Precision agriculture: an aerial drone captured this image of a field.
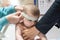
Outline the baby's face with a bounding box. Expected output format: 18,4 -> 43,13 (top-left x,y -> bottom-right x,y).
23,18 -> 36,28
20,12 -> 37,28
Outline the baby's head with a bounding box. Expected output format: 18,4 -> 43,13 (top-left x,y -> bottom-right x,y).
20,4 -> 40,28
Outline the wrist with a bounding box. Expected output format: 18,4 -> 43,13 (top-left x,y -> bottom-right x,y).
0,17 -> 9,26
6,15 -> 11,23
38,33 -> 47,40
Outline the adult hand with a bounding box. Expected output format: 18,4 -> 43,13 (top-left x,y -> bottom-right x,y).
6,11 -> 21,24
22,26 -> 40,40
15,6 -> 23,11
37,33 -> 47,40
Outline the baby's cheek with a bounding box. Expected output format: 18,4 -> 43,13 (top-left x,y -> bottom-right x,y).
24,20 -> 34,27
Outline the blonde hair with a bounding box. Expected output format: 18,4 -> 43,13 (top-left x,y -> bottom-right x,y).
23,4 -> 40,18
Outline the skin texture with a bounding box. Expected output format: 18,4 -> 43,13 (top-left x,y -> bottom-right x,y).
16,5 -> 47,40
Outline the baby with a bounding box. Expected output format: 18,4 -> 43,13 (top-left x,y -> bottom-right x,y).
16,4 -> 47,40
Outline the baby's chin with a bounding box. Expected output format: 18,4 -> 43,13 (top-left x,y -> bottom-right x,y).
24,24 -> 33,28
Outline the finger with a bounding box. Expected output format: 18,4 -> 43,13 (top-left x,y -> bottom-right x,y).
21,29 -> 29,37
22,33 -> 26,37
19,6 -> 23,11
16,6 -> 23,11
30,38 -> 34,40
21,33 -> 29,40
16,11 -> 21,13
19,15 -> 24,22
23,36 -> 29,40
22,30 -> 26,36
23,27 -> 27,30
15,11 -> 21,16
15,6 -> 23,12
22,29 -> 28,34
27,39 -> 32,40
35,38 -> 41,40
26,38 -> 34,40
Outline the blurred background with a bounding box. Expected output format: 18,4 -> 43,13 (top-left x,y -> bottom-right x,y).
0,0 -> 60,40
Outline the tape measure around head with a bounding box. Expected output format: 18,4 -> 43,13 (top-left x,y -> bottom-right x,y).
21,12 -> 38,21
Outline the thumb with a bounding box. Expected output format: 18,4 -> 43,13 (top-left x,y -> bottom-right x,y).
15,11 -> 21,16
